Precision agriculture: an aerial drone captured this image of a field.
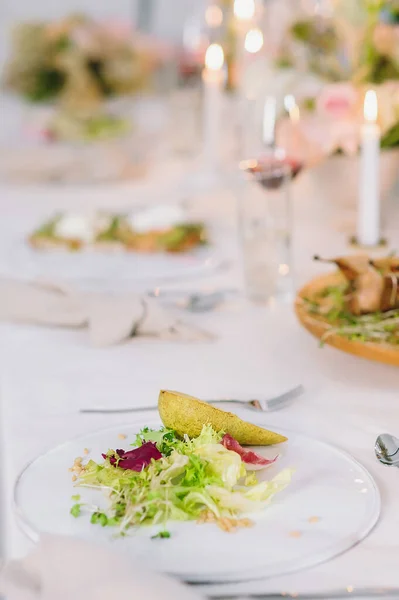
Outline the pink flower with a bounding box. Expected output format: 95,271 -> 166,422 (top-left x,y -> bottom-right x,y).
277,113 -> 360,162
133,31 -> 175,62
97,20 -> 132,41
276,116 -> 326,166
316,83 -> 359,120
70,25 -> 97,51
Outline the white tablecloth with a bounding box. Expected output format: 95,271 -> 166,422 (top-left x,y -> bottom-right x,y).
1,167 -> 399,597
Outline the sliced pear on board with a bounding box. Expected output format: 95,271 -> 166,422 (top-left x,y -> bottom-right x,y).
313,255 -> 370,281
158,390 -> 287,446
370,256 -> 399,274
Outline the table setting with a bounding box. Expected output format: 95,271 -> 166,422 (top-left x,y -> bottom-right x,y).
1,1 -> 399,599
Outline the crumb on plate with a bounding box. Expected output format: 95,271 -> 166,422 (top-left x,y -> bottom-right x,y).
308,516 -> 320,524
289,530 -> 302,538
197,510 -> 253,532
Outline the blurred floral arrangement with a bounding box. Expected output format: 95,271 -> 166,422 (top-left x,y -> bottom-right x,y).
3,15 -> 166,141
272,0 -> 399,159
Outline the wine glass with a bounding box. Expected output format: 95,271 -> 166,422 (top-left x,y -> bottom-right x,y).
237,97 -> 298,304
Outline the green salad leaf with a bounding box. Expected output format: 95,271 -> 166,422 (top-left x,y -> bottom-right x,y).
152,530 -> 171,539
72,425 -> 292,537
33,214 -> 61,239
70,503 -> 81,518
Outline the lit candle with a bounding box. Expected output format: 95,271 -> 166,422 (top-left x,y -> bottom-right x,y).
234,0 -> 255,92
236,27 -> 263,156
284,94 -> 300,124
245,28 -> 264,55
234,0 -> 255,22
205,4 -> 223,29
358,90 -> 380,246
282,94 -> 300,154
202,43 -> 225,171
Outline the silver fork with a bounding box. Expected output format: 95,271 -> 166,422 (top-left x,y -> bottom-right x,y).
79,385 -> 304,414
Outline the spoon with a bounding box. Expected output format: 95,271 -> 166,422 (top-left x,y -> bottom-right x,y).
375,433 -> 399,467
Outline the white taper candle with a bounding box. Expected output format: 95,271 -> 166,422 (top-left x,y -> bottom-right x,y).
234,0 -> 255,95
202,43 -> 224,172
357,90 -> 381,247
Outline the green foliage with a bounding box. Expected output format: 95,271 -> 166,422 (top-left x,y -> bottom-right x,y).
275,56 -> 294,69
26,69 -> 66,102
290,20 -> 338,53
302,97 -> 317,112
381,122 -> 399,148
3,17 -> 158,105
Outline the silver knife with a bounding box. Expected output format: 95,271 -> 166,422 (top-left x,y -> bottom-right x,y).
207,588 -> 399,599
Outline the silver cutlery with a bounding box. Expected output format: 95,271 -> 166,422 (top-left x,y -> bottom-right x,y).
375,433 -> 399,467
148,288 -> 238,313
79,384 -> 304,415
208,587 -> 399,599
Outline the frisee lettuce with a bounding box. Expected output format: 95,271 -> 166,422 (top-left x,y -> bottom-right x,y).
72,425 -> 292,536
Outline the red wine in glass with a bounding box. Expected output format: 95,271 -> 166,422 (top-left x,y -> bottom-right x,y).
244,154 -> 303,190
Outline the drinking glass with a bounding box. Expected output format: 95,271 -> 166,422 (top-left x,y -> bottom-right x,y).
168,86 -> 202,157
238,148 -> 294,304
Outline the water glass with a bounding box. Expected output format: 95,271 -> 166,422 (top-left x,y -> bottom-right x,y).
168,86 -> 202,157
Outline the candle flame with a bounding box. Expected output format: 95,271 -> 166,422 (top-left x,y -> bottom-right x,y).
245,28 -> 264,53
234,0 -> 255,20
205,43 -> 225,71
364,89 -> 378,123
205,4 -> 223,28
284,94 -> 295,112
284,94 -> 300,123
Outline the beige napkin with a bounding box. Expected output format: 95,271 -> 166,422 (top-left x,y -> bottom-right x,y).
0,535 -> 203,600
0,279 -> 214,346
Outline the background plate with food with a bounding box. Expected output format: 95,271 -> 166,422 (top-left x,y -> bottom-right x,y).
2,207 -> 226,289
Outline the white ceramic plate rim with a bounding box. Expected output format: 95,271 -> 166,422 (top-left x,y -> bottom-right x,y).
13,418 -> 381,583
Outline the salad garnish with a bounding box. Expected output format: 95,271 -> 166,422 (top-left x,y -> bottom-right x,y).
221,434 -> 279,470
29,211 -> 207,254
101,442 -> 162,471
70,425 -> 292,537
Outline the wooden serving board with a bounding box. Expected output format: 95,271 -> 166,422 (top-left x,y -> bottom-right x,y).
295,272 -> 399,367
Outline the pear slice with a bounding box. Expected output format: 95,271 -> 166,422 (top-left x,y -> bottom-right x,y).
313,254 -> 370,281
158,390 -> 287,446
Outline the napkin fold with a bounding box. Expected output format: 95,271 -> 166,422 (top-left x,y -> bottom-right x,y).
0,279 -> 214,346
0,535 -> 203,600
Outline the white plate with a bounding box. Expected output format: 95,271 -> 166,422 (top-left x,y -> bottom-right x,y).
14,415 -> 380,583
1,218 -> 226,288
